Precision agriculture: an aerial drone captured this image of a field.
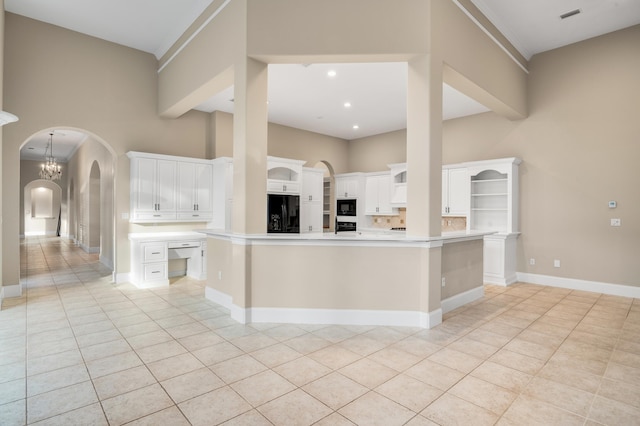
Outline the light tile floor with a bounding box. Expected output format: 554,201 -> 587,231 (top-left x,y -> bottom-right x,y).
1,237 -> 639,425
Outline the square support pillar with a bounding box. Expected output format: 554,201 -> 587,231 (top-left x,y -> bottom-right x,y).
406,54 -> 444,326
232,57 -> 269,235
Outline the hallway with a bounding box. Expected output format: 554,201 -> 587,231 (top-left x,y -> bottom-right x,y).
1,237 -> 639,425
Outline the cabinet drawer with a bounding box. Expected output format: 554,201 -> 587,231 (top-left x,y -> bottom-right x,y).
133,212 -> 177,222
143,243 -> 167,262
143,262 -> 168,281
177,212 -> 213,221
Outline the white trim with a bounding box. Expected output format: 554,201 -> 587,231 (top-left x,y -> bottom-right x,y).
0,287 -> 3,307
441,286 -> 484,314
205,286 -> 233,309
451,0 -> 529,73
425,308 -> 443,328
484,273 -> 518,286
204,286 -> 444,328
100,255 -> 113,270
248,307 -> 427,328
157,0 -> 232,73
2,283 -> 23,298
115,272 -> 130,284
516,272 -> 640,299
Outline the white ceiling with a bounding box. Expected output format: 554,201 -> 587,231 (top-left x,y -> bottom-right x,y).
9,0 -> 639,156
20,130 -> 88,162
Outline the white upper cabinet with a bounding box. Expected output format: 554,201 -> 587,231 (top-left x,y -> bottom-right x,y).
365,173 -> 393,215
177,161 -> 213,221
388,163 -> 407,207
267,156 -> 305,195
130,156 -> 177,222
128,151 -> 214,223
442,166 -> 469,216
335,173 -> 364,199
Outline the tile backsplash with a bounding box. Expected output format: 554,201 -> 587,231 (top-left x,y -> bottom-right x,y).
370,209 -> 467,232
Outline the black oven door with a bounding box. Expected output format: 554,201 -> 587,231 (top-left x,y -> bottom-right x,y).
337,199 -> 357,216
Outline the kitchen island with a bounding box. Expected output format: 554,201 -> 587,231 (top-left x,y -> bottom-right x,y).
199,229 -> 491,329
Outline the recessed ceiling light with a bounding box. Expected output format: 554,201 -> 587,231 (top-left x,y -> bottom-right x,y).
352,125 -> 359,130
344,102 -> 352,108
327,70 -> 337,78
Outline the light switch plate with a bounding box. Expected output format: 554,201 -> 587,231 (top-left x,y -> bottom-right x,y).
611,218 -> 621,227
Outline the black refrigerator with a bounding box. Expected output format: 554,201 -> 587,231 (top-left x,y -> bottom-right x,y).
267,194 -> 300,233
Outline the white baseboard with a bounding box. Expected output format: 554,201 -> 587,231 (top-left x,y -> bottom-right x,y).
441,286 -> 484,314
205,286 -> 443,329
516,272 -> 640,299
100,255 -> 114,270
115,272 -> 130,284
2,283 -> 23,298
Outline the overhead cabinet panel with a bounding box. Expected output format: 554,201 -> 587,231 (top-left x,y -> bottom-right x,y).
128,152 -> 213,223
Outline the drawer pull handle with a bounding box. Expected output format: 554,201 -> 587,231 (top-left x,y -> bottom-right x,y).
151,252 -> 161,255
152,271 -> 160,274
153,215 -> 161,217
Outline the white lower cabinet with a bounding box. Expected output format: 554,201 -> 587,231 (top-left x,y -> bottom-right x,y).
129,233 -> 206,288
143,262 -> 168,282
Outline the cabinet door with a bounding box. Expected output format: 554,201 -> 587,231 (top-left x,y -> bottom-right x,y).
376,175 -> 392,214
365,176 -> 379,215
441,169 -> 449,215
336,178 -> 359,199
447,168 -> 469,216
155,160 -> 176,212
177,162 -> 196,212
194,163 -> 213,213
365,176 -> 392,215
301,200 -> 323,233
303,170 -> 323,202
135,158 -> 158,212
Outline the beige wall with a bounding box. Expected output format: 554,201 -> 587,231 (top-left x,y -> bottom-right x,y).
347,26 -> 640,288
65,136 -> 116,268
3,14 -> 210,285
444,25 -> 640,287
211,111 -> 350,173
348,130 -> 407,173
441,239 -> 483,300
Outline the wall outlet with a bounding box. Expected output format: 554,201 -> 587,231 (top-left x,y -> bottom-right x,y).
611,218 -> 621,227
218,271 -> 222,280
441,277 -> 446,287
529,258 -> 535,266
554,259 -> 561,268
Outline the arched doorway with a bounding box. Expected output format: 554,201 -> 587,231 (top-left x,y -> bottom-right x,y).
19,127 -> 118,282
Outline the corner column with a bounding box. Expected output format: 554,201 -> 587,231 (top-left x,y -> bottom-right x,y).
406,54 -> 444,326
229,56 -> 268,319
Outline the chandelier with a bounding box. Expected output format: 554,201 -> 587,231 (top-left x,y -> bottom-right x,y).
39,132 -> 62,181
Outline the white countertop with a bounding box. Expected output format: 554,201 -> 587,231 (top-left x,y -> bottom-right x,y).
128,231 -> 208,241
197,228 -> 493,246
